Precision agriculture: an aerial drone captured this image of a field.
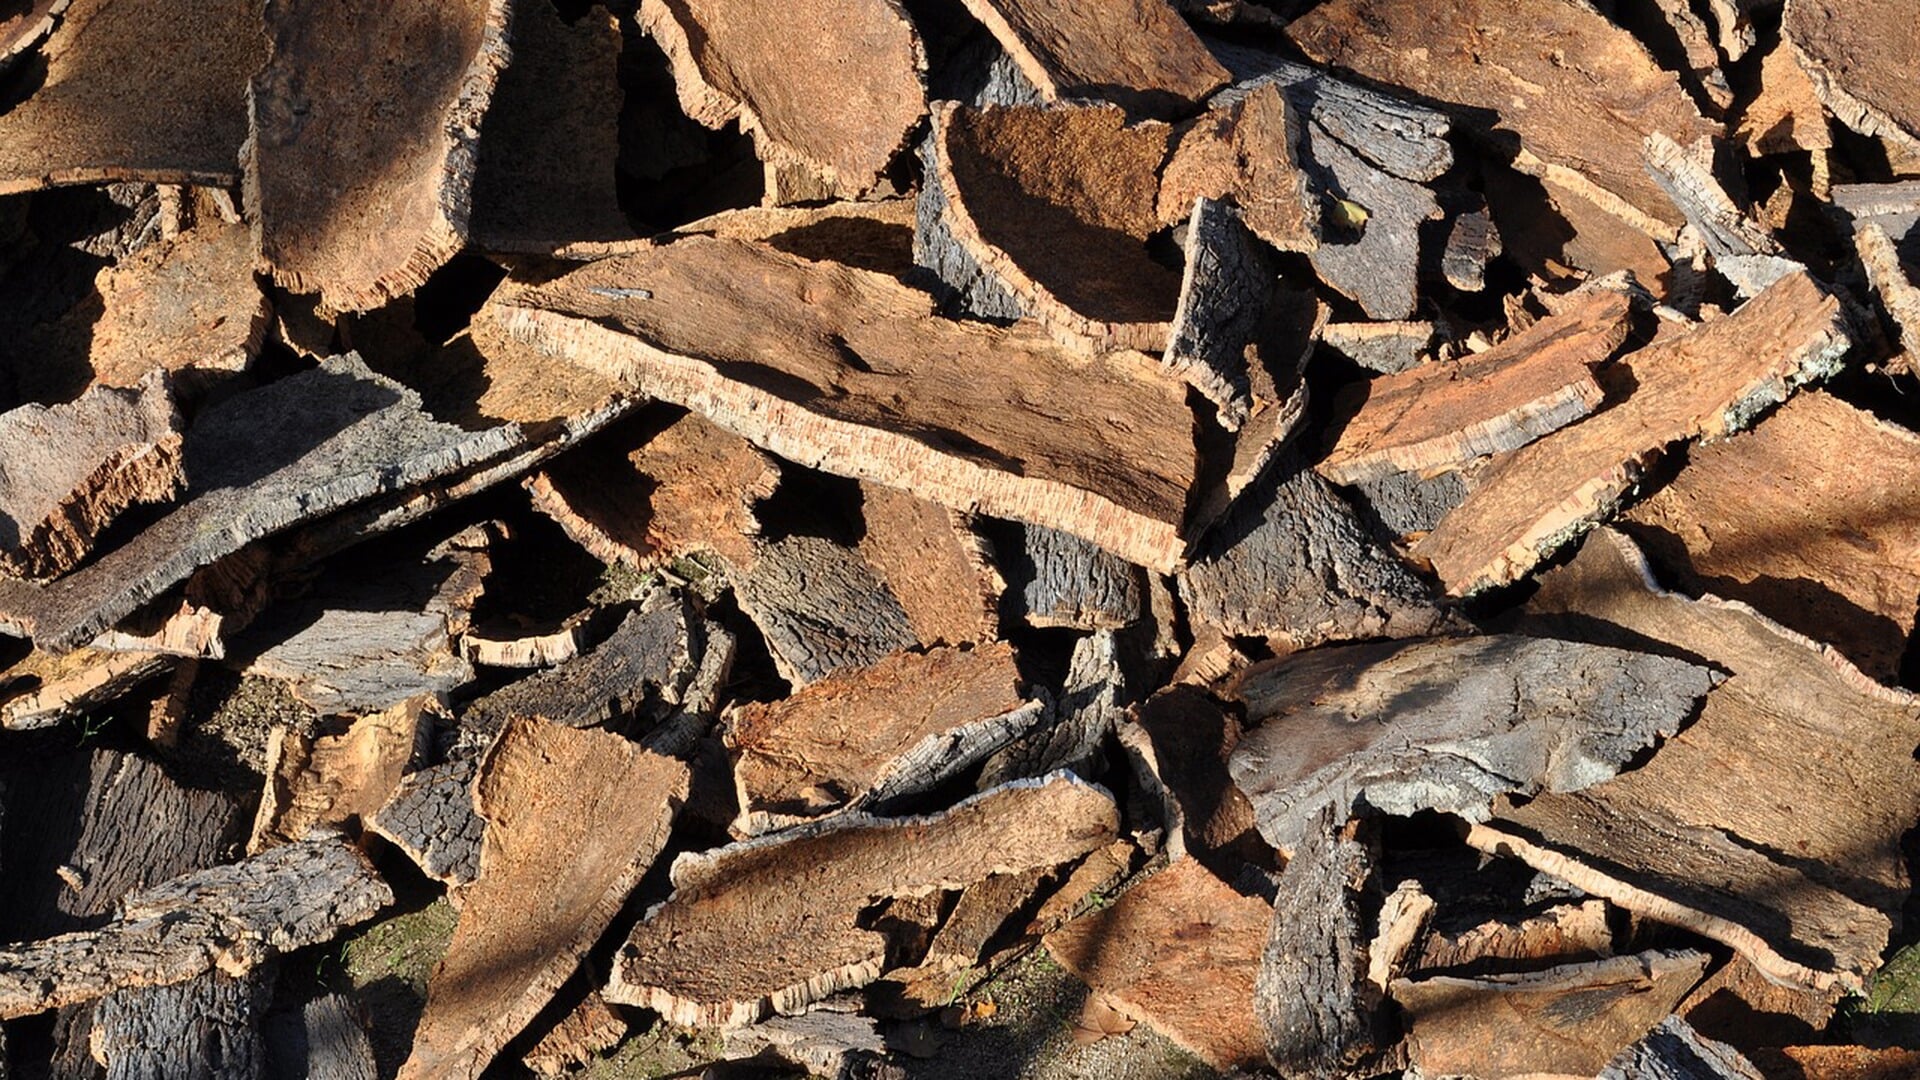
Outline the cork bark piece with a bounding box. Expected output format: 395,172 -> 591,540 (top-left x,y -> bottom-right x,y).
248,0 -> 512,311
1414,271 -> 1851,595
1393,950 -> 1710,1078
724,643 -> 1031,834
484,236 -> 1200,573
673,199 -> 917,279
0,837 -> 391,1018
1158,84 -> 1317,255
1289,0 -> 1716,239
1044,859 -> 1269,1071
525,411 -> 777,575
267,994 -> 378,1080
1120,684 -> 1261,867
248,697 -> 428,854
954,0 -> 1228,118
932,102 -> 1181,352
0,354 -> 525,653
1737,38 -> 1835,155
0,0 -> 67,72
855,483 -> 1001,648
0,647 -> 172,730
1784,0 -> 1920,159
1005,522 -> 1144,632
1858,221 -> 1920,373
399,718 -> 688,1080
637,0 -> 926,199
607,774 -> 1120,1027
365,761 -> 483,889
1259,812 -> 1385,1077
0,0 -> 262,194
1471,529 -> 1920,992
1319,291 -> 1631,485
1160,198 -> 1275,431
84,972 -> 271,1080
1622,392 -> 1920,684
735,536 -> 918,688
0,370 -> 182,579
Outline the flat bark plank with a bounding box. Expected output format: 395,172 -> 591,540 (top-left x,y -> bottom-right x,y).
1319,291 -> 1630,485
0,0 -> 262,194
0,370 -> 181,579
1179,458 -> 1450,647
1413,271 -> 1851,594
246,605 -> 469,717
855,483 -> 1000,648
0,353 -> 524,652
1643,132 -> 1783,268
735,536 -> 918,688
399,718 -> 687,1080
86,971 -> 270,1080
1120,684 -> 1261,867
954,0 -> 1228,117
1004,523 -> 1144,631
1604,1017 -> 1767,1080
637,0 -> 925,198
248,696 -> 428,854
1393,950 -> 1710,1078
0,836 -> 391,1018
1159,198 -> 1275,430
931,102 -> 1181,353
608,773 -> 1119,1027
0,0 -> 66,71
486,236 -> 1200,573
1784,0 -> 1920,158
1228,634 -> 1716,855
248,0 -> 512,311
526,410 -> 776,575
265,993 -> 378,1080
1258,812 -> 1384,1077
1858,220 -> 1920,372
1289,0 -> 1715,239
469,4 -> 630,255
1473,528 -> 1920,991
1044,858 -> 1268,1071
1158,85 -> 1317,256
1622,391 -> 1920,683
725,643 -> 1031,834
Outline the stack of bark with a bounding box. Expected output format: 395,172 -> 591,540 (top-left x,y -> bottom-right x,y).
0,0 -> 1917,1076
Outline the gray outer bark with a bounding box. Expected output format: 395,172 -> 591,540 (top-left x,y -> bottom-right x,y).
1598,1016 -> 1767,1080
1005,522 -> 1143,631
265,993 -> 379,1080
1300,124 -> 1438,320
1345,466 -> 1471,539
912,137 -> 1028,322
735,536 -> 917,687
366,759 -> 484,888
1164,198 -> 1272,430
1258,811 -> 1384,1077
84,971 -> 272,1080
1207,50 -> 1453,182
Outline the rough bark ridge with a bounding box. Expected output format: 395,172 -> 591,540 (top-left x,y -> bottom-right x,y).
1160,198 -> 1275,430
87,972 -> 271,1080
1258,813 -> 1384,1077
735,536 -> 918,688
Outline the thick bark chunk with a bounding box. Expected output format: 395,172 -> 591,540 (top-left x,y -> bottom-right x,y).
1120,684 -> 1262,868
265,993 -> 378,1080
86,972 -> 271,1080
854,483 -> 1001,648
1158,86 -> 1317,256
1003,523 -> 1143,631
365,761 -> 483,889
1160,198 -> 1277,430
735,536 -> 918,688
1258,815 -> 1384,1077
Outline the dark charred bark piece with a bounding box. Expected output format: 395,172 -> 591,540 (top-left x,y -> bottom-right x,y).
1784,0 -> 1920,159
1320,290 -> 1629,485
86,972 -> 271,1080
1228,634 -> 1717,855
0,0 -> 262,194
249,0 -> 510,311
1120,684 -> 1263,870
608,774 -> 1119,1027
1601,1017 -> 1767,1080
0,0 -> 67,72
0,837 -> 391,1018
725,643 -> 1034,834
365,760 -> 483,889
735,536 -> 918,688
1161,198 -> 1273,430
0,354 -> 525,653
0,370 -> 181,579
1415,271 -> 1851,594
637,0 -> 926,200
1045,859 -> 1269,1071
484,237 -> 1201,573
400,719 -> 687,1080
1180,458 -> 1451,648
266,993 -> 378,1080
1476,529 -> 1920,992
469,4 -> 631,255
1006,523 -> 1143,631
1259,813 -> 1384,1078
954,0 -> 1228,118
1289,0 -> 1715,240
1394,950 -> 1710,1078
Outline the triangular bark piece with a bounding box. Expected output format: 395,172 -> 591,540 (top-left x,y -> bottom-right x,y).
399,718 -> 688,1080
1158,84 -> 1317,255
1159,198 -> 1278,430
953,0 -> 1228,117
483,236 -> 1201,572
1414,271 -> 1851,594
607,774 -> 1119,1026
248,0 -> 512,310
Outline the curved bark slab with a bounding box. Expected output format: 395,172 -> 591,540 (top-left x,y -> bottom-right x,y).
1784,0 -> 1920,159
953,0 -> 1227,118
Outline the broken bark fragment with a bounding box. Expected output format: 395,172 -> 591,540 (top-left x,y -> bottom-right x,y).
487,236 -> 1201,572
366,761 -> 483,889
1302,122 -> 1442,320
1160,198 -> 1274,429
672,199 -> 918,278
86,971 -> 270,1080
1180,458 -> 1450,648
1414,897 -> 1613,975
1439,201 -> 1503,292
1258,812 -> 1385,1077
1319,290 -> 1630,485
637,0 -> 926,198
0,646 -> 171,730
608,774 -> 1119,1027
735,536 -> 918,688
1004,523 -> 1144,631
0,370 -> 181,579
0,354 -> 525,652
247,605 -> 469,717
1158,86 -> 1317,255
1228,634 -> 1716,855
954,0 -> 1228,117
1120,685 -> 1262,868
720,1009 -> 896,1079
1622,391 -> 1920,683
248,0 -> 512,311
1414,271 -> 1851,594
1680,953 -> 1841,1051
521,991 -> 627,1077
1752,1045 -> 1920,1079
1393,949 -> 1709,1078
1045,859 -> 1269,1071
1783,0 -> 1920,159
1739,38 -> 1834,156
0,0 -> 262,194
1203,49 -> 1454,182
855,484 -> 1000,648
1321,321 -> 1435,374
248,696 -> 428,854
1643,133 -> 1786,283
1473,529 -> 1920,991
1857,221 -> 1920,373
1603,1017 -> 1767,1080
266,993 -> 378,1080
0,837 -> 391,1018
0,0 -> 67,71
1289,0 -> 1716,239
469,4 -> 631,255
400,718 -> 687,1080
932,102 -> 1180,352
726,643 -> 1034,833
